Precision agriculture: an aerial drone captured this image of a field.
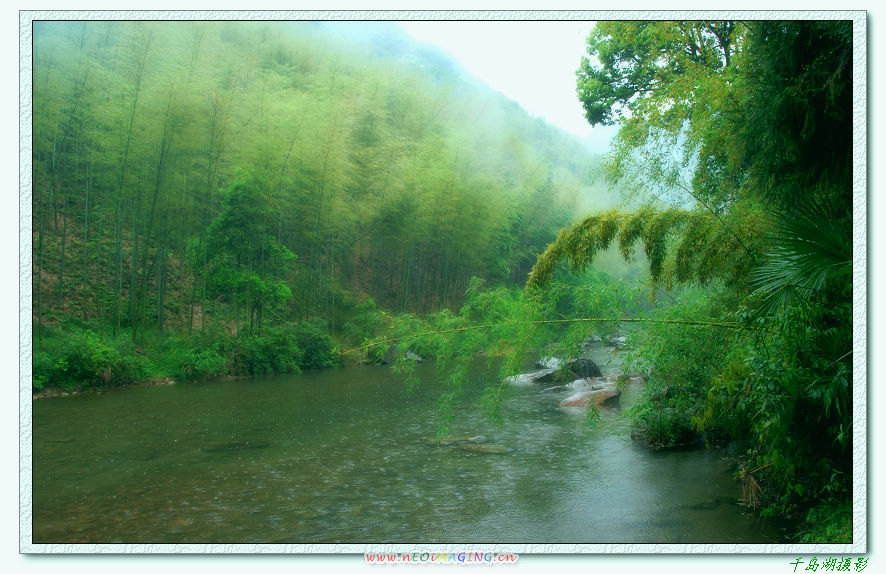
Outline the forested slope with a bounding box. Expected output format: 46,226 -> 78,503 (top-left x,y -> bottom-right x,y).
32,21 -> 601,347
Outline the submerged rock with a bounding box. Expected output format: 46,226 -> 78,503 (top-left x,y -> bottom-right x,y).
201,439 -> 271,453
540,385 -> 568,393
685,496 -> 736,511
430,435 -> 511,454
457,443 -> 513,454
429,435 -> 487,446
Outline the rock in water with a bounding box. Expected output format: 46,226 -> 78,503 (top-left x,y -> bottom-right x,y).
617,374 -> 645,385
568,358 -> 603,378
504,368 -> 560,385
530,357 -> 603,378
505,358 -> 603,386
686,497 -> 735,511
540,385 -> 568,393
559,392 -> 593,407
429,435 -> 487,446
536,357 -> 565,369
567,376 -> 618,391
559,386 -> 620,408
567,379 -> 593,391
457,443 -> 513,454
201,439 -> 270,453
503,372 -> 536,385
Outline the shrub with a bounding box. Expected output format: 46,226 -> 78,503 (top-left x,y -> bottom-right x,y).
291,321 -> 339,370
32,330 -> 151,390
334,294 -> 385,344
32,320 -> 340,392
236,328 -> 305,375
152,333 -> 227,382
632,405 -> 699,449
169,347 -> 228,381
32,350 -> 53,391
798,500 -> 852,543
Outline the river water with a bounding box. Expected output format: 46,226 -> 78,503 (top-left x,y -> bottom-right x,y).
32,345 -> 784,544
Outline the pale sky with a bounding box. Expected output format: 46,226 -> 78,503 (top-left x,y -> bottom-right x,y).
399,20 -> 618,153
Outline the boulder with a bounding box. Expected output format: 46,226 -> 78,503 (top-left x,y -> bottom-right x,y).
568,375 -> 619,391
559,385 -> 620,408
373,345 -> 425,365
605,336 -> 628,348
567,378 -> 593,391
567,378 -> 599,391
504,368 -> 559,385
508,357 -> 602,385
568,357 -> 603,378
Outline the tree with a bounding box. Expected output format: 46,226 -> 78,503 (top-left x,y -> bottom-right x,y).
203,177 -> 296,335
577,21 -> 747,210
577,21 -> 738,127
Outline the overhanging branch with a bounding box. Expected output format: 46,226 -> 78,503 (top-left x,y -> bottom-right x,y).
340,316 -> 753,356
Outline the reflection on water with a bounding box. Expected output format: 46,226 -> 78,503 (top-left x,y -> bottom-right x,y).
32,346 -> 783,544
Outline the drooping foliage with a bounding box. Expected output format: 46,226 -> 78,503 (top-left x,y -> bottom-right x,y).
361,271 -> 648,437
527,206 -> 765,290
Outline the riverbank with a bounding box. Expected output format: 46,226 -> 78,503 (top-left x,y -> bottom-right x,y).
31,321 -> 341,395
33,376 -> 178,400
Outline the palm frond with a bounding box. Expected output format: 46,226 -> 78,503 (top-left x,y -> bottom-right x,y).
751,201 -> 850,316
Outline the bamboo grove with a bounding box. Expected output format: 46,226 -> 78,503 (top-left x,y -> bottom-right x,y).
32,21 -> 598,345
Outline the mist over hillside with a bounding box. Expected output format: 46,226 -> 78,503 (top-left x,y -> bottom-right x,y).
33,19 -> 627,341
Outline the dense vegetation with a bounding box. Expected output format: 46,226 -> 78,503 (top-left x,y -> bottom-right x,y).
32,19 -> 855,544
32,21 -> 604,389
571,21 -> 854,542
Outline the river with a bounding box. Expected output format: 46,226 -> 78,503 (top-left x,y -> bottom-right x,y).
32,344 -> 785,544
